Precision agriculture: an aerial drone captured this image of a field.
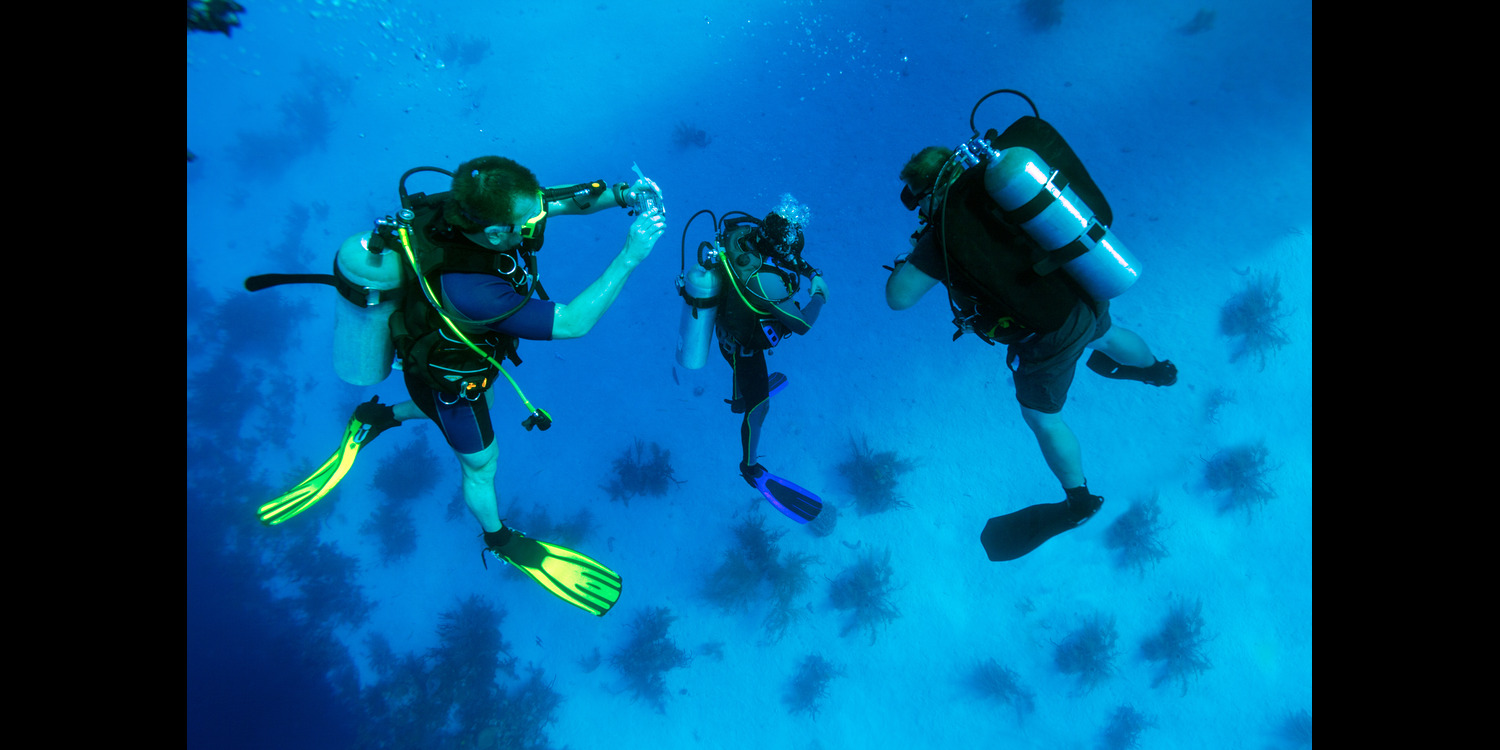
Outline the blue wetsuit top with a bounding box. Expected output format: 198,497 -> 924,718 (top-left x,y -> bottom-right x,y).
441,272 -> 556,341
403,273 -> 555,455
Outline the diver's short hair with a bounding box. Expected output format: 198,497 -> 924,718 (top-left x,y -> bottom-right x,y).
446,155 -> 541,232
899,146 -> 954,194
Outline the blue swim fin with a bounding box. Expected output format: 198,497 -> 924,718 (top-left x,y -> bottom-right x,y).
742,462 -> 822,524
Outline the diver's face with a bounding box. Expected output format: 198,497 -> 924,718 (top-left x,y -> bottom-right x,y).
465,193 -> 544,251
903,177 -> 936,218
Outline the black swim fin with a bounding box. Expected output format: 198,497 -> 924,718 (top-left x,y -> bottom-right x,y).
980,487 -> 1102,561
1086,352 -> 1178,387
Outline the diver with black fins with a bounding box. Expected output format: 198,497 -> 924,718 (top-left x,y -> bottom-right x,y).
675,201 -> 829,524
884,89 -> 1177,562
250,156 -> 666,616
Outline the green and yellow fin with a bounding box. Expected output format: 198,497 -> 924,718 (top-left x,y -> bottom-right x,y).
495,536 -> 623,616
257,419 -> 366,526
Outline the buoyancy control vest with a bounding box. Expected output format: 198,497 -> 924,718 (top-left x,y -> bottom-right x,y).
933,116 -> 1110,344
713,226 -> 798,351
388,193 -> 548,400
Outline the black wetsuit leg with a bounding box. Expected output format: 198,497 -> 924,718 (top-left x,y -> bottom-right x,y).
720,338 -> 770,465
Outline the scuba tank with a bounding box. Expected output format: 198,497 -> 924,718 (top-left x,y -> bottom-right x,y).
674,207 -> 815,368
948,89 -> 1142,301
675,209 -> 726,370
982,146 -> 1140,300
676,257 -> 720,370
332,230 -> 403,385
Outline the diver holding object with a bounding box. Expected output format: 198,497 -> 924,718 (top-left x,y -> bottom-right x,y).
248,156 -> 666,616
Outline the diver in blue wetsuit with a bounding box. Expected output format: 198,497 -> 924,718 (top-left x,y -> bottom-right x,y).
259,155 -> 664,616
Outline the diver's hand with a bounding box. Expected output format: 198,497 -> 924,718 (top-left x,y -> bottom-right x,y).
809,275 -> 830,302
623,205 -> 666,264
625,177 -> 664,214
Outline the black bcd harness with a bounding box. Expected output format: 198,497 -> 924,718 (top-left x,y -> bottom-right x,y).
932,113 -> 1112,346
377,188 -> 549,403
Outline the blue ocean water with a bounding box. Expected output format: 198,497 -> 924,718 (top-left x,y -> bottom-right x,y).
187,1 -> 1312,748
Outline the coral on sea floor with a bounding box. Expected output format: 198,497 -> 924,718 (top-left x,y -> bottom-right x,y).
701,514 -> 819,642
357,598 -> 563,749
1203,386 -> 1237,425
1204,440 -> 1277,517
828,547 -> 901,644
1103,493 -> 1170,575
762,551 -> 817,642
1220,269 -> 1292,370
601,439 -> 683,505
609,607 -> 692,713
783,653 -> 844,719
837,435 -> 916,516
967,658 -> 1036,722
1140,597 -> 1212,695
702,514 -> 786,612
1100,704 -> 1156,750
1054,613 -> 1118,693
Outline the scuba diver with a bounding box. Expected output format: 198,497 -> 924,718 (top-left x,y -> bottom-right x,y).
250,155 -> 665,616
675,204 -> 829,524
883,90 -> 1177,562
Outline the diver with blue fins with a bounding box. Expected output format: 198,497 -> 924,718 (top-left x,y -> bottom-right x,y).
248,156 -> 665,616
675,200 -> 829,524
884,90 -> 1177,561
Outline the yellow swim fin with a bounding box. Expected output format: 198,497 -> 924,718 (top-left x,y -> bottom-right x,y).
257,397 -> 400,526
489,532 -> 623,616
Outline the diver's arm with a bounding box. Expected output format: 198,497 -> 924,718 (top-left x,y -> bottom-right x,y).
758,274 -> 824,334
544,177 -> 662,217
886,260 -> 940,310
551,206 -> 666,339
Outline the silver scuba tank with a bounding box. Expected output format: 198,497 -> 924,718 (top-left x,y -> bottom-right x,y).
675,258 -> 721,370
332,232 -> 402,385
983,145 -> 1142,300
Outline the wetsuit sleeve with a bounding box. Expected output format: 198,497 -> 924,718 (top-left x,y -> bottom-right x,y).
751,273 -> 821,334
441,273 -> 557,341
488,299 -> 556,340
